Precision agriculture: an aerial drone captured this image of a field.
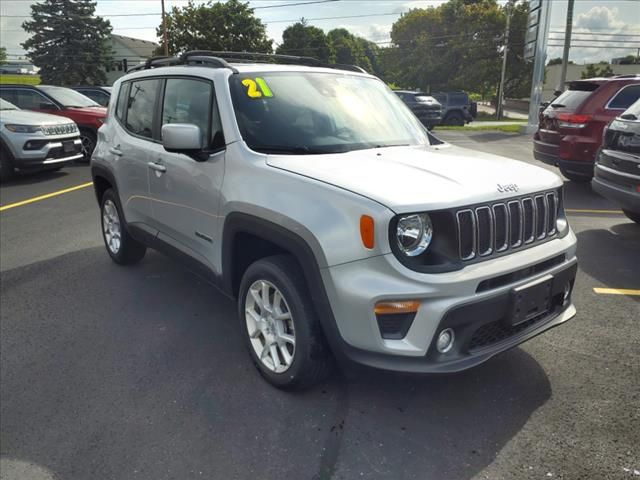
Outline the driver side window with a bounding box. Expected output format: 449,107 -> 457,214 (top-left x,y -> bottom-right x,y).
161,78 -> 224,150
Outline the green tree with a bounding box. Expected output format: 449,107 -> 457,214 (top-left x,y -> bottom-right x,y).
617,55 -> 638,65
325,29 -> 374,73
157,0 -> 272,55
581,63 -> 614,79
0,47 -> 7,65
548,57 -> 574,66
276,20 -> 332,62
387,0 -> 504,94
503,0 -> 533,98
382,0 -> 532,99
22,0 -> 112,85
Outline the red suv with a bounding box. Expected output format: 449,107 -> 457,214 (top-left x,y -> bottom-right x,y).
0,84 -> 107,159
533,75 -> 640,182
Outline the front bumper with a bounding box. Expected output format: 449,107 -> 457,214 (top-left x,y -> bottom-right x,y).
13,136 -> 83,170
320,231 -> 578,373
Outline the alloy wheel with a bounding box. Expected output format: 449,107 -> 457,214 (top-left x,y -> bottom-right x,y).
245,280 -> 296,373
102,199 -> 122,254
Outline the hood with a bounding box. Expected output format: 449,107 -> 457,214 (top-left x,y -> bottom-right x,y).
266,144 -> 562,213
0,109 -> 76,126
65,106 -> 107,117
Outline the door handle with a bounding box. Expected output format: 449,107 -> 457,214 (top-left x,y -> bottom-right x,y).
147,161 -> 167,173
109,146 -> 123,156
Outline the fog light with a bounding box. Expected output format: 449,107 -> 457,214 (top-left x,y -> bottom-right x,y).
563,282 -> 572,302
436,328 -> 455,353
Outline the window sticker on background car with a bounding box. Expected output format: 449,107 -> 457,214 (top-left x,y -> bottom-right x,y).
242,78 -> 273,98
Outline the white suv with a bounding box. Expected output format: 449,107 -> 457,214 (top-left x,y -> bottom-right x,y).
92,52 -> 578,390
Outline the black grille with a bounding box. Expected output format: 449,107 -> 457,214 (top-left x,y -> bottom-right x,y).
455,191 -> 559,262
468,311 -> 550,350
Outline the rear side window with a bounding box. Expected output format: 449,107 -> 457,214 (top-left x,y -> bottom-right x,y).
608,84 -> 640,110
125,79 -> 161,139
115,83 -> 129,122
449,93 -> 467,105
161,77 -> 224,149
622,98 -> 640,118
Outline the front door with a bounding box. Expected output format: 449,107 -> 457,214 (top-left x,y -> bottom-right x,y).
148,77 -> 226,273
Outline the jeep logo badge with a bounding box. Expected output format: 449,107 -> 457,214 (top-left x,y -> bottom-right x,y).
497,183 -> 519,193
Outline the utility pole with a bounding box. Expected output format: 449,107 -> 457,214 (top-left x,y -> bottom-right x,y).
558,0 -> 575,93
161,0 -> 169,56
496,2 -> 511,120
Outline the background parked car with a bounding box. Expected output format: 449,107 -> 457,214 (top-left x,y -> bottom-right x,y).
592,99 -> 640,224
394,90 -> 442,130
431,91 -> 477,126
533,74 -> 640,182
0,84 -> 107,160
72,86 -> 112,107
0,98 -> 82,181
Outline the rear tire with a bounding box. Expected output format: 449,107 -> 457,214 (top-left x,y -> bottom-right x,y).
444,111 -> 464,126
559,167 -> 592,183
100,188 -> 146,265
0,144 -> 16,182
238,254 -> 333,390
623,210 -> 640,224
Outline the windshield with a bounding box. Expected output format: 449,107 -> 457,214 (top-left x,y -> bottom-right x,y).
38,86 -> 100,107
230,72 -> 429,154
0,98 -> 18,110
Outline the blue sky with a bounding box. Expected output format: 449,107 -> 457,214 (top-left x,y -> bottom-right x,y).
1,0 -> 639,63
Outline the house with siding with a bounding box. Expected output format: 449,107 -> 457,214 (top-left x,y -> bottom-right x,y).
105,34 -> 159,85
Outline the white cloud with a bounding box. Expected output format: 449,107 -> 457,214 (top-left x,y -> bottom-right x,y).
575,6 -> 624,31
0,1 -> 34,58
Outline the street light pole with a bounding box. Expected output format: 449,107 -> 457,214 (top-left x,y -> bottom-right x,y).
496,2 -> 511,120
161,0 -> 169,56
558,0 -> 575,93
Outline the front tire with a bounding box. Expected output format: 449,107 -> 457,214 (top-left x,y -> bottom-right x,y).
623,210 -> 640,224
100,188 -> 146,265
79,129 -> 97,161
238,255 -> 333,390
0,144 -> 16,182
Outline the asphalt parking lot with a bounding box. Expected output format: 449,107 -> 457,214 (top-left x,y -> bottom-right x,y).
1,130 -> 638,480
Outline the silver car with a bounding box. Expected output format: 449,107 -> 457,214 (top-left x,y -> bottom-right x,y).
0,98 -> 82,181
91,52 -> 578,390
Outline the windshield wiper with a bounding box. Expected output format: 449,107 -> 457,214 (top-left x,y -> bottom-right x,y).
252,145 -> 313,155
375,143 -> 410,149
620,113 -> 638,120
549,103 -> 566,108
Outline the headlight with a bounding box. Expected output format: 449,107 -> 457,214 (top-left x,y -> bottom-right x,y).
4,124 -> 42,133
396,213 -> 433,256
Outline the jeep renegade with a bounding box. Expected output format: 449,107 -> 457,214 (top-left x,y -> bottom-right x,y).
91,52 -> 578,390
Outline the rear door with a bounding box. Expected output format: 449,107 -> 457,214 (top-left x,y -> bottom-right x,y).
147,76 -> 226,274
111,78 -> 162,227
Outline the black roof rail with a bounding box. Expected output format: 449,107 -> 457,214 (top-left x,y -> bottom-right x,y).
125,50 -> 367,75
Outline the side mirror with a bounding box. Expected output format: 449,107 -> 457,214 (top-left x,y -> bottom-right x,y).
161,123 -> 203,156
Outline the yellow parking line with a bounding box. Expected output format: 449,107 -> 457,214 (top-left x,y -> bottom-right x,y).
593,288 -> 640,296
565,208 -> 623,214
0,182 -> 93,212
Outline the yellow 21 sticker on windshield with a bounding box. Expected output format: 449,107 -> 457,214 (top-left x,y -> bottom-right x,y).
242,78 -> 273,98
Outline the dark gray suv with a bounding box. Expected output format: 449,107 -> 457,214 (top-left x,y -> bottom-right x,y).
432,91 -> 477,126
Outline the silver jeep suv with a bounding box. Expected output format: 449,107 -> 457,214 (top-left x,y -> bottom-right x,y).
92,52 -> 578,390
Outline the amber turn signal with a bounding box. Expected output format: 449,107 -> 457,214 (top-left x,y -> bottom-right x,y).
374,300 -> 420,315
360,215 -> 375,249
